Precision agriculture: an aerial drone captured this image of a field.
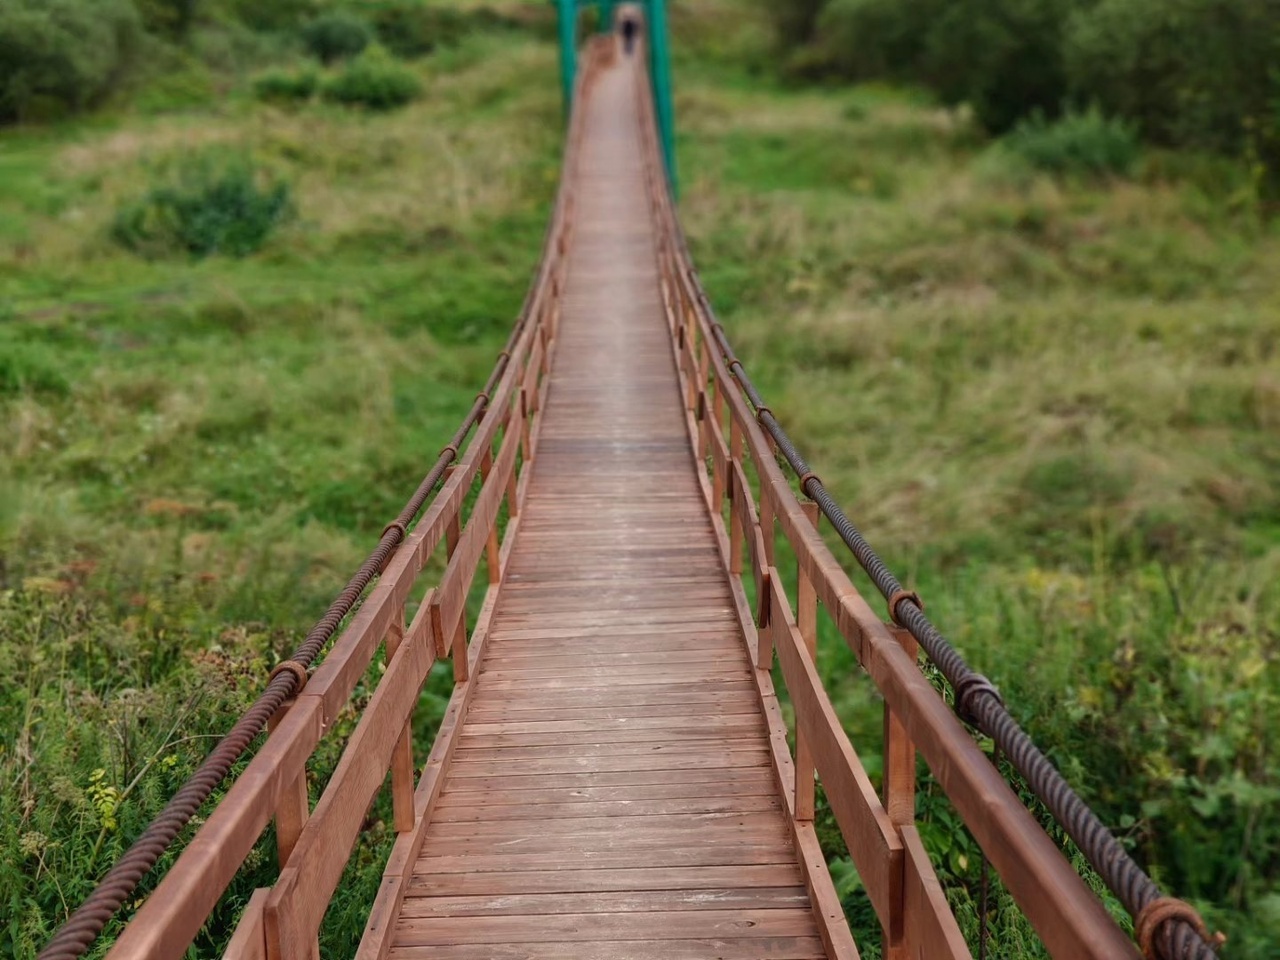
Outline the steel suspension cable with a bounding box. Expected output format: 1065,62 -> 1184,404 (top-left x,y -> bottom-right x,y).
36,254 -> 560,960
664,228 -> 1221,960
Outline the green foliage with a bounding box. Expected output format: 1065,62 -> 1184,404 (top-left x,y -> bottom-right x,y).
133,0 -> 200,38
1064,0 -> 1280,196
223,0 -> 320,32
252,66 -> 319,104
762,0 -> 829,48
321,45 -> 421,111
776,0 -> 1280,190
813,0 -> 935,82
0,0 -> 143,123
300,12 -> 371,65
112,155 -> 292,259
1004,107 -> 1140,178
363,0 -> 465,59
817,0 -> 1073,132
0,343 -> 68,397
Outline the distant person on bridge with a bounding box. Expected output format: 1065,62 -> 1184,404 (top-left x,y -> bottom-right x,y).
621,15 -> 638,55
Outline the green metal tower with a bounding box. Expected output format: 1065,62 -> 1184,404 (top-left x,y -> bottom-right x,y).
553,0 -> 676,193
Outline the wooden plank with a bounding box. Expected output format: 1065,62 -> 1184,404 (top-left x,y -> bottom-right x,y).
412,843 -> 801,875
705,292 -> 1140,957
265,611 -> 437,958
434,794 -> 783,822
438,776 -> 777,808
265,702 -> 309,867
399,887 -> 811,918
430,420 -> 520,680
222,889 -> 269,960
395,909 -> 820,945
387,937 -> 827,960
769,572 -> 901,933
796,500 -> 820,823
902,827 -> 972,960
384,606 -> 415,834
105,696 -> 324,960
425,811 -> 789,840
355,583 -> 506,960
445,748 -> 770,778
407,864 -> 804,896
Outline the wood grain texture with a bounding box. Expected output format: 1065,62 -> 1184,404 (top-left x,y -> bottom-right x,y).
386,50 -> 832,960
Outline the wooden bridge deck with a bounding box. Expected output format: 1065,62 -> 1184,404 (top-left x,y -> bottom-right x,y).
385,53 -> 828,960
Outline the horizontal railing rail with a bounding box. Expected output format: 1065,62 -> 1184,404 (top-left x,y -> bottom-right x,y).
38,40 -> 608,960
630,44 -> 1177,960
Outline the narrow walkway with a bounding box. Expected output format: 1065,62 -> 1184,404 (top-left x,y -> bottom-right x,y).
386,53 -> 828,959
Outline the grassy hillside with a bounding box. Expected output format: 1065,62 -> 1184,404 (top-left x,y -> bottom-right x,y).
674,2 -> 1279,954
0,13 -> 563,957
1,1 -> 1276,957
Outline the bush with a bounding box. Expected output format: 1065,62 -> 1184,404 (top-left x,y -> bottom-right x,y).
815,0 -> 938,81
764,0 -> 829,49
0,0 -> 143,123
1004,107 -> 1141,177
253,66 -> 318,104
224,0 -> 320,31
112,155 -> 292,259
811,0 -> 1074,133
1064,0 -> 1280,189
321,45 -> 421,111
364,0 -> 465,58
300,12 -> 371,64
134,0 -> 200,38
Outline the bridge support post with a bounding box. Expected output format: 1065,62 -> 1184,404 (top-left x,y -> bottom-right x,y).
646,0 -> 677,193
556,0 -> 577,116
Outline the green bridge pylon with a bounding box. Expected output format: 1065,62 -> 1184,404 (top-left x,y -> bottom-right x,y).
554,0 -> 677,194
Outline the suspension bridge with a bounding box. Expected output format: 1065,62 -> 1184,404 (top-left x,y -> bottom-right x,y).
41,10 -> 1222,960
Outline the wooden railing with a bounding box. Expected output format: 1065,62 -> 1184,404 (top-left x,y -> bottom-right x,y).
632,52 -> 1141,960
103,43 -> 608,960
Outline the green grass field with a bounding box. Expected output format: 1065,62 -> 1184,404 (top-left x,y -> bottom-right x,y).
1,1 -> 1276,956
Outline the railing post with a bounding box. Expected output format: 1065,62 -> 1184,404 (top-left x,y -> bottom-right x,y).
795,501 -> 820,822
883,624 -> 919,959
439,465 -> 465,668
266,702 -> 309,868
480,449 -> 502,584
729,461 -> 744,577
385,605 -> 415,834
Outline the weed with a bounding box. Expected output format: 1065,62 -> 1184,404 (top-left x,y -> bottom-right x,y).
321,46 -> 422,111
112,154 -> 292,259
300,13 -> 372,65
1004,107 -> 1140,178
252,67 -> 319,105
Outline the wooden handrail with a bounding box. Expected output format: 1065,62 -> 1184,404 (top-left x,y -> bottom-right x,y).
102,40 -> 608,960
631,41 -> 1141,960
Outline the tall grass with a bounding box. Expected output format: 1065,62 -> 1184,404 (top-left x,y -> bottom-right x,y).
677,22 -> 1280,953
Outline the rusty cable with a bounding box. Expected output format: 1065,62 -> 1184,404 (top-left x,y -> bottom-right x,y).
39,238 -> 545,960
649,150 -> 1219,960
42,42 -> 597,960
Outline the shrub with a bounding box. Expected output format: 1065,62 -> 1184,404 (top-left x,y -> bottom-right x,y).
815,0 -> 936,81
916,0 -> 1075,134
253,66 -> 319,104
364,0 -> 465,58
224,0 -> 320,31
300,12 -> 371,64
0,0 -> 143,123
811,0 -> 1075,133
1064,0 -> 1280,194
134,0 -> 200,38
112,155 -> 292,259
321,45 -> 421,111
764,0 -> 830,49
1004,107 -> 1141,177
